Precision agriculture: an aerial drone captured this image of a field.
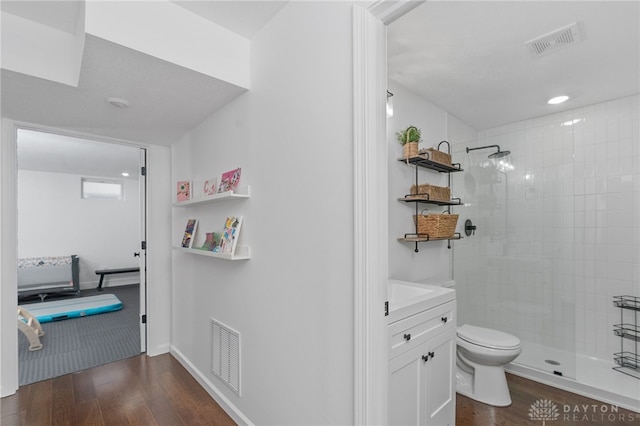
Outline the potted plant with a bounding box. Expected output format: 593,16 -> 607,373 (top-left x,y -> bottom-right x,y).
396,125 -> 421,159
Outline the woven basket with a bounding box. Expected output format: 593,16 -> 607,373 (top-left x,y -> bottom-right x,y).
403,142 -> 419,159
413,213 -> 459,238
410,184 -> 451,202
422,148 -> 452,166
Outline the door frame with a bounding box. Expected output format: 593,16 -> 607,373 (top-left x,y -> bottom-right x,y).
1,119 -> 150,395
352,2 -> 425,424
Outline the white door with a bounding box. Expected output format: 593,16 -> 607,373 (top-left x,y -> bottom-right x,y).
138,148 -> 147,352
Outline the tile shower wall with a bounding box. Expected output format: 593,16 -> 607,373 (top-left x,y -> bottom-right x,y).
453,95 -> 639,363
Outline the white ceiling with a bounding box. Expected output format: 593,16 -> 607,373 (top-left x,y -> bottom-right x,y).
17,129 -> 141,180
5,1 -> 640,177
2,1 -> 286,177
388,1 -> 640,130
2,34 -> 249,146
171,1 -> 287,39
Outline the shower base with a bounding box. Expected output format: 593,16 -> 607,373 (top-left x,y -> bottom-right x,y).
505,341 -> 640,413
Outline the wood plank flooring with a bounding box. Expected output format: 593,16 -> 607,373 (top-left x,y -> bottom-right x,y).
2,355 -> 639,425
1,354 -> 236,426
457,373 -> 640,426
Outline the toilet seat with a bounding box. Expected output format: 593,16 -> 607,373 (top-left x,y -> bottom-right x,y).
457,324 -> 520,350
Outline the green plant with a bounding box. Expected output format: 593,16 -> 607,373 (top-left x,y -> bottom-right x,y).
396,125 -> 421,145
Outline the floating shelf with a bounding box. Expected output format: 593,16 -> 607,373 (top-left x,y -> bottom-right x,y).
172,246 -> 251,260
398,196 -> 463,207
398,156 -> 463,173
172,186 -> 250,207
398,234 -> 462,243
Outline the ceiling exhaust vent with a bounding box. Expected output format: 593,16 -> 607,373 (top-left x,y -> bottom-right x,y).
525,23 -> 581,56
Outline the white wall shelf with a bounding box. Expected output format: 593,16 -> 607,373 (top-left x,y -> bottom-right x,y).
172,185 -> 250,207
172,246 -> 251,260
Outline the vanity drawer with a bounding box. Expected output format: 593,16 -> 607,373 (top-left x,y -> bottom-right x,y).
388,300 -> 456,359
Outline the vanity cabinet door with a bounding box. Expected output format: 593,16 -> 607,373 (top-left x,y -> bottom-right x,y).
424,330 -> 456,426
389,344 -> 427,426
388,328 -> 456,426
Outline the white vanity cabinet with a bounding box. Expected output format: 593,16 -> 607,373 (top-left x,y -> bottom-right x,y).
388,300 -> 456,426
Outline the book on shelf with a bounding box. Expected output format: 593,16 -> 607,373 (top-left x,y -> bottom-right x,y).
176,181 -> 192,202
200,232 -> 222,252
219,216 -> 243,255
181,219 -> 198,248
202,178 -> 218,197
218,167 -> 241,193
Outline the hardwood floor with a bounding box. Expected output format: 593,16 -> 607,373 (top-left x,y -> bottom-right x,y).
456,373 -> 640,426
3,356 -> 639,425
1,354 -> 236,426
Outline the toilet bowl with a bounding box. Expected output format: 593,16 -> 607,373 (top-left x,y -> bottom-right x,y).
456,324 -> 521,407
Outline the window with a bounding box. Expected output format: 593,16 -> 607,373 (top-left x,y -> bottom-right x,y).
81,178 -> 123,200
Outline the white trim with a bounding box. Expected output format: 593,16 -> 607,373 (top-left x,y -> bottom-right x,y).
353,2 -> 424,424
353,5 -> 388,425
170,345 -> 253,426
368,0 -> 426,25
1,119 -> 19,397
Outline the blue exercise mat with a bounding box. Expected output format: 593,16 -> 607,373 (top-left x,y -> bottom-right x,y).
20,294 -> 123,323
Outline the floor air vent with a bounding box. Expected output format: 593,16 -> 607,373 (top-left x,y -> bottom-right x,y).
211,318 -> 241,396
525,22 -> 581,56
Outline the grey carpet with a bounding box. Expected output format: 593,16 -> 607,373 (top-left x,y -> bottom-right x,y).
18,284 -> 141,386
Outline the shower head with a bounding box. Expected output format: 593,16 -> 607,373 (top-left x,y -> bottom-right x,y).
466,145 -> 510,159
488,149 -> 511,159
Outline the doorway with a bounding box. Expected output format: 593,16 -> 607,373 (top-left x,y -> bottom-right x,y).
16,128 -> 147,385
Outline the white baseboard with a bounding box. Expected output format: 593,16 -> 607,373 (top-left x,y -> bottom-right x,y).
147,344 -> 170,357
170,345 -> 253,426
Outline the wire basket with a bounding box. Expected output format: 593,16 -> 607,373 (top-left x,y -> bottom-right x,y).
413,213 -> 459,238
409,184 -> 451,202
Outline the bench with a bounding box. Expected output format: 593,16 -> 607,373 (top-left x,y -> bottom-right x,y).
95,267 -> 140,290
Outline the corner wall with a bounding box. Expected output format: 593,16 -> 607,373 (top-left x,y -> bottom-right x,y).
170,3 -> 354,424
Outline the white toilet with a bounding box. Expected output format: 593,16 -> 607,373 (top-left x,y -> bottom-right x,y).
456,324 -> 521,407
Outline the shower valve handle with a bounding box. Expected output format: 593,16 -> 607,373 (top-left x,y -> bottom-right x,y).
464,219 -> 477,237
404,333 -> 411,341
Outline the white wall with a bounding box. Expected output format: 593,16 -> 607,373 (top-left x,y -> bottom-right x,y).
17,170 -> 140,289
387,81 -> 476,283
170,3 -> 354,425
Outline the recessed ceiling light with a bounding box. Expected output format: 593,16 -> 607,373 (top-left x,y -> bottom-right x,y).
121,172 -> 130,177
548,95 -> 569,105
107,97 -> 130,108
